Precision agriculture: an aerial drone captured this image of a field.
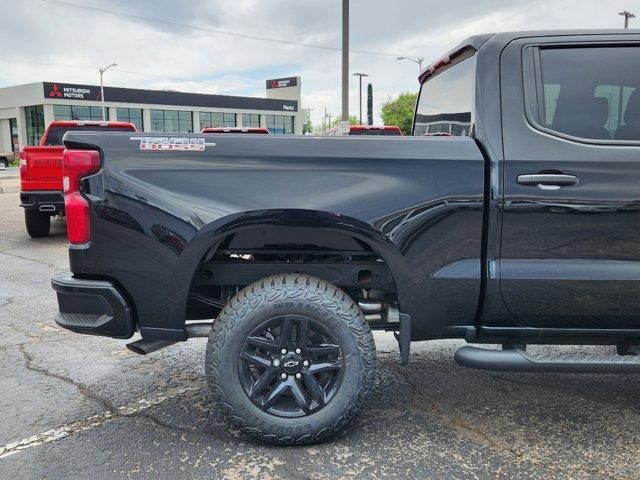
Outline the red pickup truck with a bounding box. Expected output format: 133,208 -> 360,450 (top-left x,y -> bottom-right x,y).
326,125 -> 403,136
201,127 -> 270,134
19,120 -> 137,237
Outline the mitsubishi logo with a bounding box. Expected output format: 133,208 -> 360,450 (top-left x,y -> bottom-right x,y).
49,84 -> 63,98
283,360 -> 299,368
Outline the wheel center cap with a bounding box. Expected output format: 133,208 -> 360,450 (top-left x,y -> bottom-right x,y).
281,353 -> 302,374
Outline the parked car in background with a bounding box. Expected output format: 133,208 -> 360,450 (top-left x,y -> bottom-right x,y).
19,121 -> 137,237
0,152 -> 14,169
202,127 -> 270,134
327,125 -> 402,136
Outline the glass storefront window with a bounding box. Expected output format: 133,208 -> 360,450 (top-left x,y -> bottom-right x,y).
265,115 -> 294,134
53,105 -> 104,121
200,112 -> 236,130
116,108 -> 144,130
25,105 -> 45,146
243,113 -> 260,128
150,109 -> 193,133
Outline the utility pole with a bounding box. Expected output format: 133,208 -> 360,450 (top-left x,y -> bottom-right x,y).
341,0 -> 349,122
303,107 -> 313,134
396,56 -> 424,73
323,107 -> 333,134
98,63 -> 117,121
353,73 -> 369,125
619,10 -> 635,28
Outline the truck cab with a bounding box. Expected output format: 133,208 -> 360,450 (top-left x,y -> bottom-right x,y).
19,120 -> 136,237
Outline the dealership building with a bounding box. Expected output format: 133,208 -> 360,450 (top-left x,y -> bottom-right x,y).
0,76 -> 303,152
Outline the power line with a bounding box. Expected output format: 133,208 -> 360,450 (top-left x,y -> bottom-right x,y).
40,0 -> 406,58
0,58 -> 244,89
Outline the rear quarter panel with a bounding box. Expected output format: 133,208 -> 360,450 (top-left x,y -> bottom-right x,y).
66,133 -> 485,340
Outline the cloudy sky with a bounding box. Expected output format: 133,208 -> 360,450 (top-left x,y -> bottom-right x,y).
0,0 -> 635,125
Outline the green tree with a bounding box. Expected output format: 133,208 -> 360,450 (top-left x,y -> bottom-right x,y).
302,119 -> 313,135
329,115 -> 359,128
381,92 -> 418,135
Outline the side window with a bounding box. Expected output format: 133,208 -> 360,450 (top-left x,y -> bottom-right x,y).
538,46 -> 640,141
413,51 -> 476,137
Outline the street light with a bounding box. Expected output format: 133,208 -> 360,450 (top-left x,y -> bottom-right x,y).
98,63 -> 117,121
397,56 -> 424,73
353,72 -> 369,125
619,10 -> 635,29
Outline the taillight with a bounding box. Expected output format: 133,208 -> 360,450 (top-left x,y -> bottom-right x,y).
62,149 -> 101,245
18,150 -> 28,180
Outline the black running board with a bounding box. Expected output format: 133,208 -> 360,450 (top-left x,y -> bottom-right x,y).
455,346 -> 640,373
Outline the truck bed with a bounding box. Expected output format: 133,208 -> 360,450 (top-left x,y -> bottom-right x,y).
64,132 -> 486,341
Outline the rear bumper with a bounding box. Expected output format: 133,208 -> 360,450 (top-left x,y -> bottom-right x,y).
51,271 -> 135,339
20,190 -> 65,213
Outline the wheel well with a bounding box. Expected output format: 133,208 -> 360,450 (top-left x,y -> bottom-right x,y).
186,226 -> 398,322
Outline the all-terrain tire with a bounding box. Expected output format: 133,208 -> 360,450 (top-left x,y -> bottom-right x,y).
24,210 -> 50,238
205,274 -> 377,445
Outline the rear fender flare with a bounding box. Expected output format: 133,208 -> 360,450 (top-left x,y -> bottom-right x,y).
165,209 -> 411,327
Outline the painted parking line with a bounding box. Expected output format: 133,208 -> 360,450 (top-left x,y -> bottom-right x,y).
0,386 -> 199,458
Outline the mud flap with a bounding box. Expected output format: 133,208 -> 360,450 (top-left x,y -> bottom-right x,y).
393,313 -> 411,365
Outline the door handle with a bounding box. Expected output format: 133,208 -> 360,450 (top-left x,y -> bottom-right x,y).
517,173 -> 578,188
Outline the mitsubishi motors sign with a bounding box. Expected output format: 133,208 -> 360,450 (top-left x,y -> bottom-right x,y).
43,82 -> 101,101
266,77 -> 298,89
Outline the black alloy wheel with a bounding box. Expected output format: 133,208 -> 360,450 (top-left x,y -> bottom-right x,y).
238,315 -> 343,417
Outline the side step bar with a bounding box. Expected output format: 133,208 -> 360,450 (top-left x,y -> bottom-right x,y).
455,345 -> 640,374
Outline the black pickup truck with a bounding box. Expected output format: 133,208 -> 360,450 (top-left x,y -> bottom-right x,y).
52,30 -> 640,444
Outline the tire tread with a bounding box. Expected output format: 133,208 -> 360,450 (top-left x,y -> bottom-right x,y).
205,273 -> 376,445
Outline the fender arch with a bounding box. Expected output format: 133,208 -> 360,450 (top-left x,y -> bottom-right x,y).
162,209 -> 413,332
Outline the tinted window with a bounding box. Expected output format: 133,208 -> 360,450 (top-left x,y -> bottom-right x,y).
266,115 -> 294,134
413,51 -> 476,136
200,112 -> 236,129
25,105 -> 45,146
116,108 -> 144,131
151,110 -> 193,133
539,46 -> 640,141
45,126 -> 135,146
243,113 -> 260,128
53,105 -> 104,121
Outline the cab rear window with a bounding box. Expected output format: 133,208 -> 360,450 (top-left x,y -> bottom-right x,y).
413,51 -> 476,137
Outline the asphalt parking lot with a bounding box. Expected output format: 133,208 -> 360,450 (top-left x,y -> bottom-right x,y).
1,191 -> 640,479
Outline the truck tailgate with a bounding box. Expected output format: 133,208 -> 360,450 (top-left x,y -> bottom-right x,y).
21,146 -> 64,191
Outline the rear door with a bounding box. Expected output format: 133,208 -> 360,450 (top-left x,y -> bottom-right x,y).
499,35 -> 640,330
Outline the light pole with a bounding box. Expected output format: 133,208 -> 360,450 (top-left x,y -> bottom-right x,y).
619,10 -> 635,28
353,72 -> 369,124
98,63 -> 117,121
341,0 -> 349,122
397,56 -> 424,73
323,107 -> 333,134
303,107 -> 313,134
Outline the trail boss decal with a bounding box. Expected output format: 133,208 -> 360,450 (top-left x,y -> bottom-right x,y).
130,137 -> 216,152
